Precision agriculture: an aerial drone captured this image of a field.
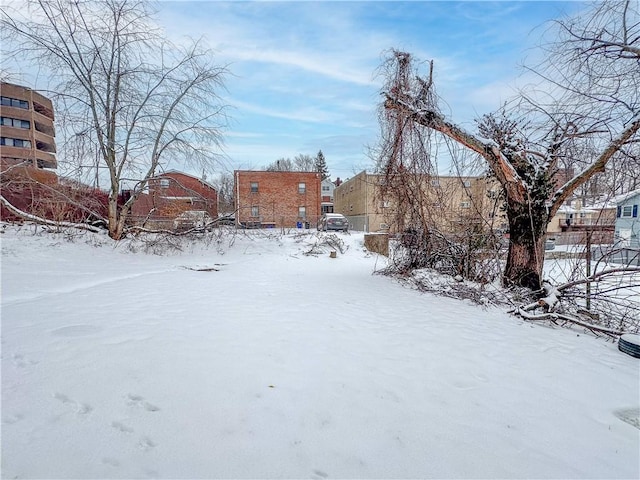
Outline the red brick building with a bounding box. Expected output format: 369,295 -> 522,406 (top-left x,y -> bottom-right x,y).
234,170 -> 321,228
130,170 -> 218,228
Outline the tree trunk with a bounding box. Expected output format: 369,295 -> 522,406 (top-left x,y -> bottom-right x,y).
503,197 -> 548,290
107,196 -> 123,240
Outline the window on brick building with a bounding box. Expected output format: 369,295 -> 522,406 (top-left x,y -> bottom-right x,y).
0,137 -> 31,148
160,178 -> 170,188
298,182 -> 306,194
1,117 -> 30,129
250,182 -> 258,193
298,206 -> 306,218
1,96 -> 29,109
251,206 -> 259,217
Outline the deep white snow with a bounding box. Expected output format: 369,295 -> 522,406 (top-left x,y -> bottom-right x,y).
1,225 -> 639,479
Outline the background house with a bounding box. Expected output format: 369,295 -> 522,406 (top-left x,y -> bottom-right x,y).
321,178 -> 335,214
546,199 -> 616,245
234,170 -> 321,228
130,170 -> 218,229
614,189 -> 640,247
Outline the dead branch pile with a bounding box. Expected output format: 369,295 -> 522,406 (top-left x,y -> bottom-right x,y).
381,230 -> 505,284
303,234 -> 347,256
389,267 -> 512,307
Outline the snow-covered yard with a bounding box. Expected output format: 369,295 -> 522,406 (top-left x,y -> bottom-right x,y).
1,225 -> 638,479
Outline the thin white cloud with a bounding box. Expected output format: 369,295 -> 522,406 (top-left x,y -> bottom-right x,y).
230,98 -> 339,124
222,46 -> 376,87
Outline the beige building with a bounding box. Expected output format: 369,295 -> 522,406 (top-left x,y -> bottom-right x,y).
546,198 -> 616,245
334,171 -> 506,234
1,82 -> 57,171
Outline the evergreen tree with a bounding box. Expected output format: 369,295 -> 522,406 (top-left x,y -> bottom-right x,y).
315,150 -> 330,180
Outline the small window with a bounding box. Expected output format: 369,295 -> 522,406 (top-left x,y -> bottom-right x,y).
1,97 -> 28,109
431,179 -> 440,187
298,206 -> 306,218
0,137 -> 31,148
460,201 -> 470,209
622,205 -> 633,218
250,182 -> 258,193
298,182 -> 306,194
322,185 -> 330,192
160,178 -> 170,188
463,180 -> 471,187
0,117 -> 30,129
251,206 -> 260,217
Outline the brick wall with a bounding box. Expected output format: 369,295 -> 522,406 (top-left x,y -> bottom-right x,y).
234,170 -> 321,228
131,171 -> 218,224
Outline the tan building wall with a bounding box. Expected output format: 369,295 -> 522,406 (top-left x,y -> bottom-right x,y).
334,171 -> 507,234
234,170 -> 321,228
334,171 -> 387,232
1,82 -> 57,170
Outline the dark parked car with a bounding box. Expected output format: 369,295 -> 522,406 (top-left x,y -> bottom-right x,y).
317,213 -> 349,232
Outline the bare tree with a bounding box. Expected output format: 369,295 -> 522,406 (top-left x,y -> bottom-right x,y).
382,1 -> 639,290
1,0 -> 229,239
293,153 -> 315,171
264,154 -> 316,172
265,157 -> 295,172
213,172 -> 235,215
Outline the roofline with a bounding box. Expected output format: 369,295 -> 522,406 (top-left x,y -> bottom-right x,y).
234,169 -> 321,175
613,189 -> 640,204
155,169 -> 217,191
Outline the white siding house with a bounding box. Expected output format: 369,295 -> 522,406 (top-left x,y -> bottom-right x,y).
614,190 -> 640,247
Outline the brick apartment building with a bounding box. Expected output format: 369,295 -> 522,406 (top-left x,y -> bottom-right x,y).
1,82 -> 57,172
1,82 -> 57,189
130,170 -> 218,228
234,170 -> 321,228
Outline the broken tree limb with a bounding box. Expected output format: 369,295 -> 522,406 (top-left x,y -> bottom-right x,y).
383,95 -> 528,204
1,195 -> 105,234
516,307 -> 625,336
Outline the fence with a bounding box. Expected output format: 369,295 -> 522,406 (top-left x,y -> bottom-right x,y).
345,215 -> 368,232
592,247 -> 640,266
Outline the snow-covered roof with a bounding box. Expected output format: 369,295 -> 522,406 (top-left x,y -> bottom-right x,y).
556,205 -> 597,214
612,189 -> 640,205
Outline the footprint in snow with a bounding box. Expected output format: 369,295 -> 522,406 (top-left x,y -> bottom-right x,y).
126,394 -> 160,412
138,436 -> 157,451
54,393 -> 93,414
12,353 -> 38,368
111,421 -> 134,433
3,413 -> 24,425
102,457 -> 121,467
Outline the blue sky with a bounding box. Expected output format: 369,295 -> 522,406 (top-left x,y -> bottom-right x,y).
156,1 -> 587,180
